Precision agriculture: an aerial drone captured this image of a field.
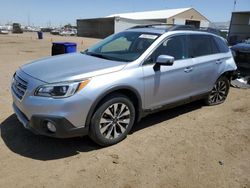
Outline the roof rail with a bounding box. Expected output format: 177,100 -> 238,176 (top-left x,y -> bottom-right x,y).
129,24 -> 221,36
129,23 -> 172,29
168,25 -> 196,31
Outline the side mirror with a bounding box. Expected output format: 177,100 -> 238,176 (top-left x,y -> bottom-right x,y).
156,55 -> 174,66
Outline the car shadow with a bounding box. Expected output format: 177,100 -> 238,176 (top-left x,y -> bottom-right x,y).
132,100 -> 203,133
0,114 -> 100,161
0,100 -> 203,161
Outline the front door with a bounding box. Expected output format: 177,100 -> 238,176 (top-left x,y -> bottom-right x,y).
142,34 -> 195,110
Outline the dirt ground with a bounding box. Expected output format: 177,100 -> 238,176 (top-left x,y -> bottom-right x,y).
0,33 -> 250,188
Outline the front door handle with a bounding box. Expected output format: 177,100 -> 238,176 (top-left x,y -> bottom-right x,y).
184,67 -> 193,73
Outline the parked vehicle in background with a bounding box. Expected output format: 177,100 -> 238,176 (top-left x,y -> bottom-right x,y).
11,25 -> 237,146
12,23 -> 23,34
50,29 -> 60,35
59,28 -> 77,36
0,26 -> 9,34
231,38 -> 250,64
23,26 -> 41,32
0,29 -> 9,34
41,27 -> 53,33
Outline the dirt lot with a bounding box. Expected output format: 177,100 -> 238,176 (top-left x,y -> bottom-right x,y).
0,33 -> 250,188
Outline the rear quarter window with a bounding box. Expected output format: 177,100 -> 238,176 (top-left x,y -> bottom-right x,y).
213,36 -> 229,53
189,34 -> 218,57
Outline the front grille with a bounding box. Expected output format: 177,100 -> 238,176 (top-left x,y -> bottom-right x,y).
12,74 -> 28,100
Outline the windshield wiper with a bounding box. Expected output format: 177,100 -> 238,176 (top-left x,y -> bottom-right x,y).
82,51 -> 130,62
83,51 -> 112,60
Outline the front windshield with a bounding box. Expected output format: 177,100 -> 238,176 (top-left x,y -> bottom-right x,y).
84,31 -> 159,62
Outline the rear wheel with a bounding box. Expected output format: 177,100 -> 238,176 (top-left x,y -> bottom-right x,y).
89,94 -> 135,146
205,76 -> 230,106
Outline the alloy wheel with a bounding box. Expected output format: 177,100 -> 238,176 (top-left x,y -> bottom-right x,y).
99,103 -> 131,139
209,80 -> 228,104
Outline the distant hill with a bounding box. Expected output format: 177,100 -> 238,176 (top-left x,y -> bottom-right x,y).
210,21 -> 230,30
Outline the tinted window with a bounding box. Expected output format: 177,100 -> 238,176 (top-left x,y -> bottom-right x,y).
147,35 -> 188,63
213,36 -> 229,53
189,35 -> 219,57
190,35 -> 209,57
210,36 -> 220,54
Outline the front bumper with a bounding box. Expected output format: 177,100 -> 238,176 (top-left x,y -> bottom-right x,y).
11,69 -> 95,138
13,103 -> 88,138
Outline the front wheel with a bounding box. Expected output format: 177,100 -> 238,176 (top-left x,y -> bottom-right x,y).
89,94 -> 135,146
205,76 -> 230,106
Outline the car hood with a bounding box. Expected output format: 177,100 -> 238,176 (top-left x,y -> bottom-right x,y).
231,43 -> 250,52
20,53 -> 127,83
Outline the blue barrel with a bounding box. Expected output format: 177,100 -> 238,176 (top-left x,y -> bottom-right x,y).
37,31 -> 43,39
52,42 -> 77,56
64,42 -> 77,53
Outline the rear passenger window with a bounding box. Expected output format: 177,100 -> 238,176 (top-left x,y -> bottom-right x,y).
189,35 -> 219,57
213,36 -> 229,53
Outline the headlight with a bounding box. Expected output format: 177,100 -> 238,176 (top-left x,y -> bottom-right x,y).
35,80 -> 90,98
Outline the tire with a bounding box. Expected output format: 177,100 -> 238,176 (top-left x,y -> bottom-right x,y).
89,94 -> 135,146
205,76 -> 230,106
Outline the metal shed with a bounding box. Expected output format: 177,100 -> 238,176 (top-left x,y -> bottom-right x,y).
77,17 -> 114,38
228,11 -> 250,45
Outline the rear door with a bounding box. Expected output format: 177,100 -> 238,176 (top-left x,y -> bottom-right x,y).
187,34 -> 222,96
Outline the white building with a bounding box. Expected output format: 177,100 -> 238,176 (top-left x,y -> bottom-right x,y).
77,7 -> 210,38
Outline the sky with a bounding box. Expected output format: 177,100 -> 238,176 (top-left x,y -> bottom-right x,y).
0,0 -> 250,26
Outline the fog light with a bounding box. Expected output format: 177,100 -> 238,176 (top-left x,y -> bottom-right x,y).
47,121 -> 56,133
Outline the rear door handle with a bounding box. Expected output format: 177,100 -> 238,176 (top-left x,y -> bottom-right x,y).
216,59 -> 223,64
184,67 -> 193,73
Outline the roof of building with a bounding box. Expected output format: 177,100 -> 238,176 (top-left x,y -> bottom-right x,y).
107,7 -> 192,20
232,11 -> 250,14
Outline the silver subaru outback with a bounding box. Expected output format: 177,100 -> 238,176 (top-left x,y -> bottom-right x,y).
11,25 -> 237,146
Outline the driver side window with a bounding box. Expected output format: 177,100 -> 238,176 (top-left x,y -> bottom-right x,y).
145,35 -> 188,64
